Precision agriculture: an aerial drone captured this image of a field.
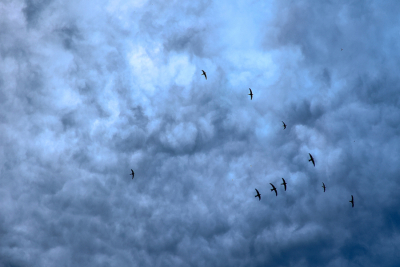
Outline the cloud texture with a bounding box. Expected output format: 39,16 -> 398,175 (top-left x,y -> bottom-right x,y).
1,0 -> 400,266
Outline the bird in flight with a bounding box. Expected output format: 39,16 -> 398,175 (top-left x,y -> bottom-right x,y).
270,183 -> 277,196
341,48 -> 343,51
349,195 -> 354,207
322,182 -> 326,192
281,178 -> 287,191
201,70 -> 207,80
282,121 -> 286,129
130,169 -> 134,179
255,189 -> 261,201
248,88 -> 253,100
309,153 -> 315,167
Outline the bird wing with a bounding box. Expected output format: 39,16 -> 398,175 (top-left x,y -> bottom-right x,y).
249,88 -> 252,94
255,189 -> 259,194
270,183 -> 276,189
282,178 -> 286,183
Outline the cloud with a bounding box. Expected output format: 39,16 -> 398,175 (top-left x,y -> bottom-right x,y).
1,0 -> 400,266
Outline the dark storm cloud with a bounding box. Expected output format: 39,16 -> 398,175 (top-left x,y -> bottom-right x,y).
1,0 -> 400,266
23,0 -> 54,26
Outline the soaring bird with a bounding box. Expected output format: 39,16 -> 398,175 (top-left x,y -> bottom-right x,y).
201,70 -> 207,80
270,183 -> 277,196
309,153 -> 315,167
130,169 -> 134,179
281,178 -> 287,191
282,121 -> 286,129
255,189 -> 261,201
322,182 -> 326,192
349,195 -> 354,207
248,88 -> 253,100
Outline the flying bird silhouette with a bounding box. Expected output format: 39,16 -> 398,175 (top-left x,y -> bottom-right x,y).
201,70 -> 207,80
270,183 -> 277,196
248,88 -> 253,100
341,48 -> 343,51
282,121 -> 286,129
130,169 -> 134,179
281,178 -> 287,191
349,195 -> 354,207
309,153 -> 315,167
255,189 -> 261,201
322,182 -> 326,192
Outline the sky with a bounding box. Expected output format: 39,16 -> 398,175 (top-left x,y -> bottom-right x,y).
1,0 -> 400,266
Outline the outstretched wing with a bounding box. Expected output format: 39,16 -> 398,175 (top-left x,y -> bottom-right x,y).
255,188 -> 259,194
309,154 -> 315,166
270,183 -> 276,189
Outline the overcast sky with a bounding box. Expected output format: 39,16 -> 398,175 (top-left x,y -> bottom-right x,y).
1,0 -> 400,266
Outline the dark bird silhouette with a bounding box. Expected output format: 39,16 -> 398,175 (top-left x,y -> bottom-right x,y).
130,169 -> 134,179
322,182 -> 326,192
282,121 -> 286,129
349,195 -> 354,207
201,70 -> 207,80
341,48 -> 343,51
309,153 -> 315,167
270,183 -> 277,196
255,189 -> 261,201
248,88 -> 253,100
281,178 -> 287,191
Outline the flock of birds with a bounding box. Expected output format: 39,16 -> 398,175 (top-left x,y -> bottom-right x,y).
129,68 -> 355,208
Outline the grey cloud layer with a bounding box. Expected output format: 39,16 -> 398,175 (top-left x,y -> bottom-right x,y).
1,0 -> 400,266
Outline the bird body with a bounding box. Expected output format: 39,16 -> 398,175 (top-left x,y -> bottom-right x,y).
322,182 -> 326,192
350,195 -> 354,207
248,88 -> 253,100
282,121 -> 286,129
309,153 -> 315,167
201,70 -> 207,80
281,178 -> 287,191
130,169 -> 134,179
255,189 -> 261,201
270,183 -> 277,196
